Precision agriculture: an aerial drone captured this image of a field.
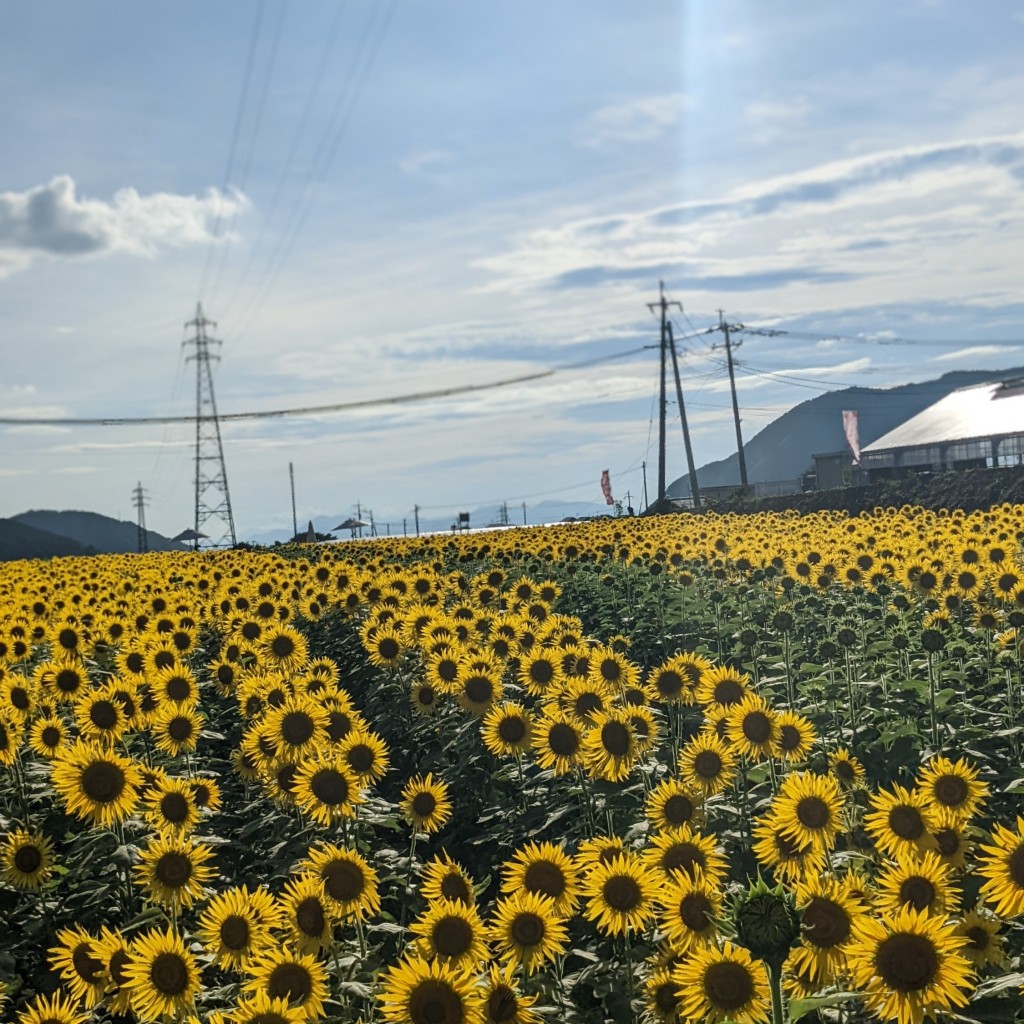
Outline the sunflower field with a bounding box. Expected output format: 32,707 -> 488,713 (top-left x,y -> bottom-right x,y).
3,504 -> 1024,1024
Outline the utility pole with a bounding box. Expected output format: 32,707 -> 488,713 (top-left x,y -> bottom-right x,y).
716,309 -> 749,489
522,502 -> 527,525
667,322 -> 701,509
641,460 -> 649,510
414,504 -> 420,537
289,462 -> 298,541
184,303 -> 236,548
132,482 -> 148,554
647,281 -> 683,510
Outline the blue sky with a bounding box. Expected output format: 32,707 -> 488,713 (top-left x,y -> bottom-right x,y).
1,1 -> 1023,538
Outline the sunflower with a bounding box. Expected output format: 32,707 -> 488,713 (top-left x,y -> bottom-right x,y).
229,992 -> 307,1024
626,704 -> 659,755
917,756 -> 988,825
678,732 -> 738,796
150,664 -> 199,707
196,885 -> 273,968
489,891 -> 568,973
402,772 -> 453,834
657,868 -> 723,951
28,714 -> 69,758
875,850 -> 958,918
96,926 -> 135,1016
575,835 -> 627,873
420,852 -> 476,906
828,747 -> 865,789
143,776 -> 201,836
773,771 -> 845,852
120,926 -> 201,1021
411,680 -> 442,715
191,775 -> 222,813
588,647 -> 639,691
426,647 -> 464,694
583,852 -> 659,936
279,873 -> 335,952
726,693 -> 779,761
480,961 -> 540,1024
134,834 -> 216,910
560,676 -> 614,726
751,813 -> 826,884
337,728 -> 389,783
977,815 -> 1024,918
149,702 -> 205,757
864,784 -> 939,860
695,665 -> 751,709
674,941 -> 771,1024
411,899 -> 489,969
774,711 -> 816,763
644,826 -> 727,886
242,945 -> 329,1020
377,954 -> 484,1024
0,709 -> 22,766
301,843 -> 381,920
482,702 -> 533,757
790,875 -> 867,983
13,992 -> 88,1024
264,695 -> 329,763
646,653 -> 702,705
1,829 -> 54,890
2,675 -> 37,718
582,707 -> 638,782
644,967 -> 683,1023
955,909 -> 1007,970
293,752 -> 363,824
645,776 -> 705,832
49,925 -> 108,1008
846,907 -> 973,1024
501,841 -> 580,917
533,710 -> 585,775
50,738 -> 141,826
47,659 -> 89,703
517,650 -> 562,698
260,624 -> 309,673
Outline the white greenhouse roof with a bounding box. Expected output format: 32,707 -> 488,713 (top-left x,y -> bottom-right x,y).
862,379 -> 1024,453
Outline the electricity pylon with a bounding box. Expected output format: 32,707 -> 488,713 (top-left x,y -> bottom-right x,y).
184,303 -> 236,548
132,481 -> 148,554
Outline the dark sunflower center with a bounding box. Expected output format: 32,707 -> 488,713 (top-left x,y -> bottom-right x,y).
464,676 -> 493,704
41,726 -> 62,748
327,711 -> 352,741
679,892 -> 713,931
702,960 -> 755,1011
440,873 -> 470,903
155,851 -> 193,888
409,978 -> 463,1024
110,948 -> 131,987
712,679 -> 744,705
510,911 -> 545,947
165,676 -> 192,702
802,897 -> 850,948
58,628 -> 79,650
693,750 -> 723,780
323,859 -> 364,902
14,844 -> 43,874
73,942 -> 105,983
125,652 -> 145,674
347,745 -> 374,774
934,828 -> 960,857
575,692 -> 603,717
81,760 -> 126,803
56,668 -> 83,693
221,914 -> 251,950
965,925 -> 991,951
249,1013 -> 289,1024
889,805 -> 924,840
603,873 -> 642,911
663,843 -> 704,877
168,716 -> 194,742
271,635 -> 296,658
875,932 -> 939,992
899,877 -> 936,912
268,962 -> 312,1002
1008,845 -> 1024,887
10,688 -> 30,710
742,711 -> 772,744
377,637 -> 400,661
433,915 -> 473,958
779,725 -> 801,751
834,760 -> 855,782
600,659 -> 622,682
281,711 -> 315,746
774,831 -> 804,859
663,793 -> 695,827
217,664 -> 235,686
529,660 -> 553,685
933,775 -> 969,808
796,796 -> 829,830
548,723 -> 579,757
310,769 -> 349,806
488,985 -> 519,1023
161,792 -> 190,823
296,896 -> 326,937
656,670 -> 683,697
154,650 -> 176,670
524,861 -> 565,899
601,721 -> 630,757
655,981 -> 678,1013
412,791 -> 437,818
498,716 -> 526,744
437,659 -> 458,683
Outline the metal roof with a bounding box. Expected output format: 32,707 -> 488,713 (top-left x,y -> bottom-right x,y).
862,379 -> 1024,453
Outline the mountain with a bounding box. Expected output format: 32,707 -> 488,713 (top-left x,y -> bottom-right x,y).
11,510 -> 189,554
0,518 -> 92,562
668,366 -> 1024,497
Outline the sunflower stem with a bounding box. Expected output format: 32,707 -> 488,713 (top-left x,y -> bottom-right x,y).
623,928 -> 636,1023
398,830 -> 419,933
767,962 -> 786,1024
13,749 -> 31,827
926,651 -> 939,751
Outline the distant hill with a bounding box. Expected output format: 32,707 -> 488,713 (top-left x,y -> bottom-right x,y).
11,510 -> 189,555
668,366 -> 1024,497
0,518 -> 91,562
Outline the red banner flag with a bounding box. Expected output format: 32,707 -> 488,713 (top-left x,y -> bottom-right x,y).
842,410 -> 860,465
600,469 -> 614,505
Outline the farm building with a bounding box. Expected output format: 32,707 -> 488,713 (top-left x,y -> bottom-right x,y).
857,377 -> 1024,480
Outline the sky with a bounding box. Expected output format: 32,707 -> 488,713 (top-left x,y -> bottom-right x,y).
2,1 -> 1024,540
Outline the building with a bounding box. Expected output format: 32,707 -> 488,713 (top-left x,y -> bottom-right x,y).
858,377 -> 1024,480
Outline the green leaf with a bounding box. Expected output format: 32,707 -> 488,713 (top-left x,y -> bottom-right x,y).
787,990 -> 859,1018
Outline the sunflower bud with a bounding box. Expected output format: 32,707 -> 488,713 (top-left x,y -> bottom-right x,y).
732,875 -> 800,971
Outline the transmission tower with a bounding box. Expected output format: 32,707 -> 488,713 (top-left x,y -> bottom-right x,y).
132,482 -> 148,554
184,303 -> 237,548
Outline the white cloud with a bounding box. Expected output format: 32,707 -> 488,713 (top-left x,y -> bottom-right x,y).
399,149 -> 455,175
936,344 -> 1020,362
0,175 -> 248,276
577,93 -> 687,149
